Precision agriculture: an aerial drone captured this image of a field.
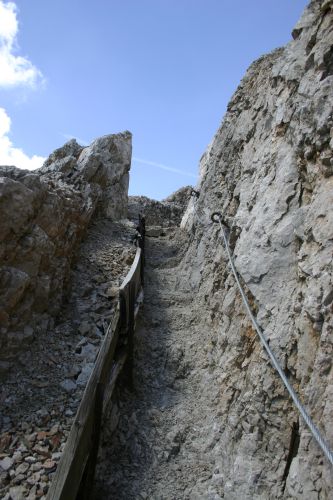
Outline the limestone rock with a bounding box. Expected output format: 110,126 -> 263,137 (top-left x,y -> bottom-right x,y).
76,132 -> 132,218
128,185 -> 192,228
0,457 -> 13,471
0,131 -> 132,362
180,0 -> 333,497
163,185 -> 193,213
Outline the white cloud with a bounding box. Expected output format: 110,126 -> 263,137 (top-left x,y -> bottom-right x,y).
133,156 -> 197,179
0,1 -> 43,88
0,107 -> 45,169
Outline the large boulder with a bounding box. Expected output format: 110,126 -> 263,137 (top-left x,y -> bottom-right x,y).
75,132 -> 132,218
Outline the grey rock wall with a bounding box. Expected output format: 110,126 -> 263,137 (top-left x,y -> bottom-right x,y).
180,1 -> 333,497
128,186 -> 192,227
0,132 -> 131,363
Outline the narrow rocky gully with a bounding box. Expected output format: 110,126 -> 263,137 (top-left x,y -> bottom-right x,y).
95,222 -> 223,499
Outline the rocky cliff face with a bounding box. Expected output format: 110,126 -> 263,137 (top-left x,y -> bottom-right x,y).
180,0 -> 333,497
0,132 -> 131,364
128,186 -> 193,228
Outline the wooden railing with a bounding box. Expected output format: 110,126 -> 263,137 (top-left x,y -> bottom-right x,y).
47,215 -> 145,500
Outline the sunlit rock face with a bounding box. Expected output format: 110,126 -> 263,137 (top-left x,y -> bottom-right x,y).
40,131 -> 132,219
180,1 -> 333,497
0,132 -> 131,363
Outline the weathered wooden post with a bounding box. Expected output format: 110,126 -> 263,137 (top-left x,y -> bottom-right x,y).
126,281 -> 135,391
76,382 -> 105,500
138,214 -> 145,284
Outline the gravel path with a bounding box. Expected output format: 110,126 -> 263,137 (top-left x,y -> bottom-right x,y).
95,226 -> 225,500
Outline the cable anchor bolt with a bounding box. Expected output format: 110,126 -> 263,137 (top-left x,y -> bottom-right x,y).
211,212 -> 222,224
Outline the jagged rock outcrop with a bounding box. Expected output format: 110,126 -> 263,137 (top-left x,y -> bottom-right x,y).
163,185 -> 194,214
180,1 -> 333,498
0,132 -> 131,363
128,186 -> 193,228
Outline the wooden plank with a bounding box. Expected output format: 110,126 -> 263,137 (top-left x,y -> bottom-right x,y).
102,299 -> 142,412
76,382 -> 104,500
119,247 -> 141,332
124,281 -> 135,390
47,240 -> 144,500
47,311 -> 121,500
119,247 -> 141,293
102,352 -> 127,413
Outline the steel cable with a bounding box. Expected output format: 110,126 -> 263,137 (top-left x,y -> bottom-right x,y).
213,212 -> 333,467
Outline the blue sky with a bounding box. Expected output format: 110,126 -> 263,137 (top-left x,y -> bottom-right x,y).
0,0 -> 308,199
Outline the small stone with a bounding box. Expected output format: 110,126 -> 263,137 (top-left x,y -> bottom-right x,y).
76,363 -> 94,387
27,485 -> 38,500
0,433 -> 12,452
25,456 -> 37,464
40,481 -> 49,492
27,432 -> 37,443
13,473 -> 25,484
30,462 -> 43,472
105,286 -> 118,298
36,431 -> 47,441
27,470 -> 41,485
51,452 -> 62,461
65,365 -> 81,378
78,343 -> 98,363
60,379 -> 77,393
48,425 -> 59,436
9,485 -> 28,500
12,451 -> 22,464
75,337 -> 88,351
78,321 -> 91,336
33,445 -> 51,458
15,462 -> 29,475
0,456 -> 13,471
50,433 -> 62,451
43,459 -> 56,470
17,443 -> 28,453
88,325 -> 103,339
146,226 -> 163,237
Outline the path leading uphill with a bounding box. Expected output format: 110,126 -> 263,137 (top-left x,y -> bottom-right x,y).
94,225 -> 226,500
0,219 -> 136,500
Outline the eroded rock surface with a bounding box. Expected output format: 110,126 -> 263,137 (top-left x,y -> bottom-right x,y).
128,186 -> 193,228
180,0 -> 333,497
0,132 -> 131,362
